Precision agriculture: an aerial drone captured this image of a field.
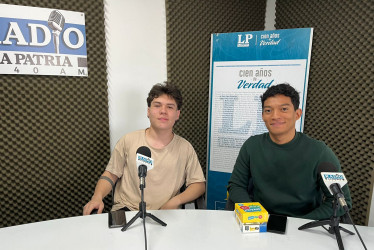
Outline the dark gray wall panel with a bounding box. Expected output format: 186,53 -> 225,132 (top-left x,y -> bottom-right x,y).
166,0 -> 267,174
0,0 -> 111,227
275,0 -> 374,225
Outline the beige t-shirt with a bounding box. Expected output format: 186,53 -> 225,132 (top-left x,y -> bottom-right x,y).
106,129 -> 205,211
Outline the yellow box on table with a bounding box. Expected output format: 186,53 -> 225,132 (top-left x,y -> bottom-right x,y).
235,202 -> 268,233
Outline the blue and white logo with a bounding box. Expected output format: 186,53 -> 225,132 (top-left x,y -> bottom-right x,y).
321,172 -> 348,195
136,153 -> 154,171
0,4 -> 87,76
237,34 -> 253,47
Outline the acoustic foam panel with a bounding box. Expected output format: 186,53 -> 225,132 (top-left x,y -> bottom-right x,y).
0,0 -> 111,227
165,0 -> 266,174
275,0 -> 374,225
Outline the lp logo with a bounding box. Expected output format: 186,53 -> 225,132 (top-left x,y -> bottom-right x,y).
237,34 -> 253,47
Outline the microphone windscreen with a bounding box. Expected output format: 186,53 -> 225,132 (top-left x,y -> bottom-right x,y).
136,146 -> 151,158
317,162 -> 337,174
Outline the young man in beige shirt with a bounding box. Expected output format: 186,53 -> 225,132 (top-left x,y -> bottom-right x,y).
83,82 -> 205,214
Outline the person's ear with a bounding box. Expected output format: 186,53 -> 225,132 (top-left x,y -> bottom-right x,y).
295,108 -> 302,120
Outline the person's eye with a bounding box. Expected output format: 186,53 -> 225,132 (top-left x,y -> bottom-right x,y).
282,107 -> 288,112
264,109 -> 271,113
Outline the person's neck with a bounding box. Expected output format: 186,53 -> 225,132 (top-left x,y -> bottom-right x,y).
269,131 -> 296,145
146,127 -> 174,149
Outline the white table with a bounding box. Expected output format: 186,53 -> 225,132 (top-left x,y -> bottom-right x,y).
1,210 -> 373,250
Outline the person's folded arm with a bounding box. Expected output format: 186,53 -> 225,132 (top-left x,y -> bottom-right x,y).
227,170 -> 252,203
303,149 -> 353,220
160,182 -> 205,209
227,143 -> 252,203
301,178 -> 352,220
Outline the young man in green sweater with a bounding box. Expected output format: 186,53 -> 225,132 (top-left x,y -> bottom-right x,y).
227,83 -> 352,220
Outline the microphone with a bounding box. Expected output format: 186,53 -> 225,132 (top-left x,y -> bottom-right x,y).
48,10 -> 65,54
318,162 -> 349,212
136,146 -> 154,189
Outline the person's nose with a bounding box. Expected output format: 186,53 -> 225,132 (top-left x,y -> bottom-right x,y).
160,105 -> 167,114
271,109 -> 280,119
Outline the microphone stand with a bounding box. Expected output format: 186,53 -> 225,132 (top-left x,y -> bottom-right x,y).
121,166 -> 167,249
298,199 -> 354,250
121,184 -> 167,231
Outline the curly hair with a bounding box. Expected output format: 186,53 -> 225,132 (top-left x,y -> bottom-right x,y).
260,83 -> 300,111
147,82 -> 183,110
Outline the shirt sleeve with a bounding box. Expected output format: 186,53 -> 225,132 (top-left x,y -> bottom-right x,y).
185,144 -> 205,186
227,140 -> 252,203
105,138 -> 127,178
301,146 -> 352,220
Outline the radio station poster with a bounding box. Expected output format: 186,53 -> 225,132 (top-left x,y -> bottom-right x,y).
207,28 -> 313,209
0,4 -> 87,77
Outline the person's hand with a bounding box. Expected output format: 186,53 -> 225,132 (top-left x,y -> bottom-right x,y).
83,196 -> 104,215
160,196 -> 182,210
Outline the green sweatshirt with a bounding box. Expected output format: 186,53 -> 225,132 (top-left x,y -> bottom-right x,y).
228,132 -> 352,220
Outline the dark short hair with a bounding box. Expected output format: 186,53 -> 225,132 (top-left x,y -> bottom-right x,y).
260,83 -> 300,111
147,82 -> 183,110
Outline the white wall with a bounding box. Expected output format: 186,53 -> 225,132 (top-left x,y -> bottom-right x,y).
104,0 -> 373,226
104,0 -> 276,150
104,0 -> 167,150
369,182 -> 374,226
264,0 -> 276,30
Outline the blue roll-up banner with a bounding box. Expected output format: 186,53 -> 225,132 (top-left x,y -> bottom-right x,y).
207,28 -> 313,210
